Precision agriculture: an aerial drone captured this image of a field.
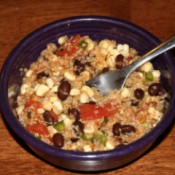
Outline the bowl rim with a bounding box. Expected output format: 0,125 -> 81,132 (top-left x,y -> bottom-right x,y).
0,15 -> 175,161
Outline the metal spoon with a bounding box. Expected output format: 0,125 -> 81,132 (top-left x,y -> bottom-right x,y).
86,35 -> 175,95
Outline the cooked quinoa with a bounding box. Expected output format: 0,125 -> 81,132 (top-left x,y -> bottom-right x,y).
14,35 -> 168,152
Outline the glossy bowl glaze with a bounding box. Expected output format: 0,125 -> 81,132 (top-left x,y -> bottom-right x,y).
0,16 -> 175,172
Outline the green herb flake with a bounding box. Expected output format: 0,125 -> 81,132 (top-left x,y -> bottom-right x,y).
79,40 -> 88,50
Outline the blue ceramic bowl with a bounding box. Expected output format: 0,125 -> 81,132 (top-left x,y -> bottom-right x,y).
0,16 -> 175,172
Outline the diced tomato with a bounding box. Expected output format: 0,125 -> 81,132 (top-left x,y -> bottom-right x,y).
69,34 -> 81,45
56,34 -> 81,57
25,100 -> 42,109
79,104 -> 106,120
26,123 -> 49,135
56,49 -> 68,56
127,56 -> 134,62
79,103 -> 117,120
50,110 -> 59,122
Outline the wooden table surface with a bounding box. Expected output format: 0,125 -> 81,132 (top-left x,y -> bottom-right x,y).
0,0 -> 175,174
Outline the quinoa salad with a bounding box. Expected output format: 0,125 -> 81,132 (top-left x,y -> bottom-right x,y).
14,34 -> 168,152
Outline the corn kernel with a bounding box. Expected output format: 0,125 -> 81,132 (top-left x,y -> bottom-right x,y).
106,55 -> 116,67
70,88 -> 80,96
47,43 -> 57,52
51,85 -> 59,93
43,101 -> 52,111
46,78 -> 54,88
21,84 -> 29,94
16,106 -> 24,115
152,70 -> 160,78
81,71 -> 90,81
121,87 -> 130,97
99,39 -> 115,50
58,35 -> 68,45
64,71 -> 76,81
37,108 -> 45,114
60,114 -> 72,128
35,84 -> 49,97
80,92 -> 89,103
84,123 -> 95,134
84,145 -> 92,152
47,126 -> 57,136
86,38 -> 95,51
52,101 -> 63,114
117,44 -> 123,51
148,107 -> 160,120
99,39 -> 109,49
49,96 -> 58,103
106,141 -> 115,150
26,70 -> 33,77
81,86 -> 94,97
140,62 -> 153,72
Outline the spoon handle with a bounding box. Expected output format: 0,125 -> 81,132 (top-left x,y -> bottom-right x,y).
128,34 -> 175,72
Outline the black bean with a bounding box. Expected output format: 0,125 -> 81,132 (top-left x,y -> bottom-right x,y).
131,100 -> 139,106
57,79 -> 71,101
43,111 -> 55,126
74,59 -> 85,75
69,108 -> 80,122
70,138 -> 79,143
37,71 -> 49,79
101,67 -> 110,74
74,59 -> 81,66
121,125 -> 136,134
134,88 -> 144,100
52,133 -> 64,148
74,121 -> 84,133
158,89 -> 166,96
115,54 -> 124,69
148,83 -> 161,96
86,101 -> 96,104
27,112 -> 32,119
112,122 -> 122,136
85,62 -> 91,66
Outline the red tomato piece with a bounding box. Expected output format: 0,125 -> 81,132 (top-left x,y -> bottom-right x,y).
50,110 -> 59,122
56,34 -> 81,57
26,123 -> 49,135
79,104 -> 106,120
127,56 -> 134,62
25,100 -> 42,109
69,34 -> 81,45
79,103 -> 117,120
56,49 -> 69,56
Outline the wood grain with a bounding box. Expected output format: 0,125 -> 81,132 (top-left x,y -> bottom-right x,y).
0,0 -> 175,174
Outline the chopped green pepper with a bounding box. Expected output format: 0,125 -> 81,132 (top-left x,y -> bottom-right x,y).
100,132 -> 107,146
80,133 -> 90,141
91,133 -> 101,143
53,120 -> 65,131
90,132 -> 107,146
101,117 -> 108,126
79,40 -> 88,50
145,72 -> 154,81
